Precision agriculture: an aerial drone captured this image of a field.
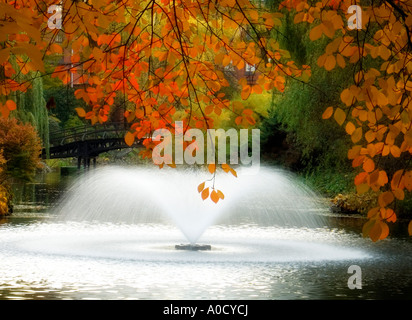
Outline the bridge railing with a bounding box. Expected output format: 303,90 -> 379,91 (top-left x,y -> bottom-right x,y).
49,122 -> 131,146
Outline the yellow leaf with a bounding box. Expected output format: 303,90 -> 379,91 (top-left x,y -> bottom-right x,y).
322,107 -> 334,119
75,107 -> 86,117
334,108 -> 346,126
124,132 -> 135,147
357,183 -> 369,194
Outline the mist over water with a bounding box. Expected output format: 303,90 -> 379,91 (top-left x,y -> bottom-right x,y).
53,166 -> 327,243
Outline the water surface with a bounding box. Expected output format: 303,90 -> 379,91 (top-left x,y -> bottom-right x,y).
1,167 -> 411,300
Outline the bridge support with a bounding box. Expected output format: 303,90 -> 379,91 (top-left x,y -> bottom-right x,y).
77,156 -> 97,169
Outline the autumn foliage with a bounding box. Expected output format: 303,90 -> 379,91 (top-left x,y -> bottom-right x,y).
0,117 -> 42,215
285,0 -> 412,240
1,0 -> 412,238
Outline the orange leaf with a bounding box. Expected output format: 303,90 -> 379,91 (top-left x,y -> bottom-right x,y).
208,163 -> 216,174
345,122 -> 356,135
390,145 -> 401,158
365,130 -> 376,143
309,24 -> 323,41
379,221 -> 390,240
245,115 -> 256,125
5,100 -> 16,111
241,85 -> 251,100
324,55 -> 336,71
355,172 -> 368,185
351,127 -> 363,143
340,88 -> 354,106
217,190 -> 225,199
124,132 -> 135,147
378,171 -> 388,186
363,158 -> 375,173
0,104 -> 10,119
369,220 -> 382,242
368,220 -> 389,242
221,163 -> 230,173
408,220 -> 412,236
210,190 -> 220,204
393,188 -> 404,200
197,182 -> 205,193
404,171 -> 412,192
230,167 -> 237,177
378,191 -> 394,207
391,170 -> 405,190
334,108 -> 346,126
201,187 -> 209,201
322,107 -> 334,119
50,43 -> 63,54
75,107 -> 86,117
383,208 -> 397,223
336,54 -> 346,68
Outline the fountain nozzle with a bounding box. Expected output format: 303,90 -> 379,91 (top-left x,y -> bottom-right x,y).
175,244 -> 211,251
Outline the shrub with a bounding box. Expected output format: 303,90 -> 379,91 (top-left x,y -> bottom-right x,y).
0,117 -> 42,182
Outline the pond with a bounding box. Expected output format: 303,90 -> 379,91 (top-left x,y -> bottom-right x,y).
0,166 -> 411,300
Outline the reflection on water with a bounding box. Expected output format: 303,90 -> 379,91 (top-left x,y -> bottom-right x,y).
0,170 -> 412,300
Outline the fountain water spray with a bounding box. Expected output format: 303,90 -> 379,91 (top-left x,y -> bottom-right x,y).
54,165 -> 327,249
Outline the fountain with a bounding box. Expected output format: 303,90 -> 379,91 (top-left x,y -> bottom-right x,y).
53,166 -> 328,249
4,165 -> 411,300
